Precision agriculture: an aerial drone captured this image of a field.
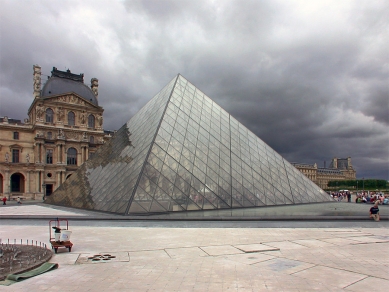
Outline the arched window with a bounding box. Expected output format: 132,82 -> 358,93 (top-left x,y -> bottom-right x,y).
68,111 -> 75,126
88,114 -> 95,128
67,148 -> 77,165
10,173 -> 25,192
46,108 -> 54,123
89,136 -> 94,144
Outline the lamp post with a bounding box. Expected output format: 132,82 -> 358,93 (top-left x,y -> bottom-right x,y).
362,177 -> 365,193
42,183 -> 46,201
356,180 -> 358,194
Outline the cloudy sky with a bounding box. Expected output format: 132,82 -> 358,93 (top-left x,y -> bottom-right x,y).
1,0 -> 388,180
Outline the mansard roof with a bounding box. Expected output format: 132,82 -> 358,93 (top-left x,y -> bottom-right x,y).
41,67 -> 98,106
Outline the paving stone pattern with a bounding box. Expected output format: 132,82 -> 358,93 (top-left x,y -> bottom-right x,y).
0,205 -> 388,291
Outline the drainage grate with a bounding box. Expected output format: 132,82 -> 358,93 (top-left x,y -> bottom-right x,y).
76,252 -> 129,264
88,254 -> 116,262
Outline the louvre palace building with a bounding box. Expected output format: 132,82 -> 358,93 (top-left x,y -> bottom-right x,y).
0,65 -> 112,200
292,158 -> 356,190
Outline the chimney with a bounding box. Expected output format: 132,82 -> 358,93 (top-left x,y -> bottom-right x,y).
333,157 -> 337,169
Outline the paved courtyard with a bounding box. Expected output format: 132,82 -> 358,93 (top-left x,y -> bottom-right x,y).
0,204 -> 388,291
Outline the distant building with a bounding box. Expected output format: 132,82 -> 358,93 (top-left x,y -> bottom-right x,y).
292,157 -> 356,189
0,65 -> 113,200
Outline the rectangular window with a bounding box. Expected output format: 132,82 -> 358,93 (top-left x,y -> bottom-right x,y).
12,149 -> 19,163
13,132 -> 19,139
46,149 -> 53,164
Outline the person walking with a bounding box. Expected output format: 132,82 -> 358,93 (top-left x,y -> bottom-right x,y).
2,196 -> 6,205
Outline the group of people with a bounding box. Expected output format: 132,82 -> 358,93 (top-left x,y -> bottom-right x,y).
355,192 -> 389,205
330,191 -> 352,202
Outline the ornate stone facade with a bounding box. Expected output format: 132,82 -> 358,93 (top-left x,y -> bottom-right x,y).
0,65 -> 113,200
292,157 -> 357,190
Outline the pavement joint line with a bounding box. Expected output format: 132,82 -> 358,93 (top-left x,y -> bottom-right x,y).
352,241 -> 389,245
340,275 -> 369,289
198,247 -> 210,256
314,238 -> 337,245
284,240 -> 311,248
288,264 -> 317,275
163,249 -> 172,259
235,247 -> 280,253
249,257 -> 275,266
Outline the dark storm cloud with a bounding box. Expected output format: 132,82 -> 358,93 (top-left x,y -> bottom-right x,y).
0,0 -> 388,180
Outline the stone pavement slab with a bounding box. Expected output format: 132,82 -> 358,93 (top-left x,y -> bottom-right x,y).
320,237 -> 363,245
263,240 -> 309,250
293,265 -> 367,289
223,253 -> 275,265
165,247 -> 208,258
291,238 -> 337,248
345,277 -> 389,291
346,235 -> 389,243
252,258 -> 315,275
200,245 -> 243,256
233,243 -> 279,252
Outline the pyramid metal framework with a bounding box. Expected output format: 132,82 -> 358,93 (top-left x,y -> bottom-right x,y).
46,75 -> 331,214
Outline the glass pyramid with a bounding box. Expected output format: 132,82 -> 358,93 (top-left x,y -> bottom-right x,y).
46,74 -> 331,214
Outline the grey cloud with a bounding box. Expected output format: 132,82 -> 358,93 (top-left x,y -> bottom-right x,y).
0,0 -> 388,180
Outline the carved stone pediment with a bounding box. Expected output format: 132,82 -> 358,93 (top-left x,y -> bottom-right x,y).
9,144 -> 23,152
65,131 -> 80,140
56,94 -> 86,106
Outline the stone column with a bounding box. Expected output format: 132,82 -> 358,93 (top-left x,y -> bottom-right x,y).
39,171 -> 43,193
37,143 -> 41,163
80,147 -> 84,164
57,144 -> 61,164
5,170 -> 10,197
39,143 -> 43,163
35,170 -> 41,193
56,171 -> 61,190
26,171 -> 30,193
62,145 -> 66,164
41,144 -> 46,163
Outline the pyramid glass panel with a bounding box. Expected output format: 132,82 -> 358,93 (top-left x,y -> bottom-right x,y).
46,74 -> 332,214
